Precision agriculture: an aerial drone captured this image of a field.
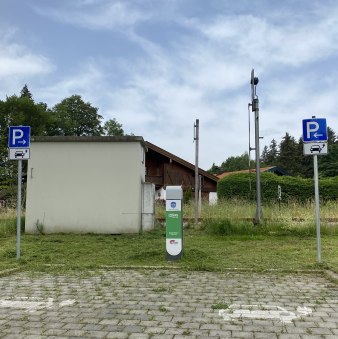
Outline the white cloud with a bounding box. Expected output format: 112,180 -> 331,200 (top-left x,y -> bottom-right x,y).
0,29 -> 54,78
188,8 -> 338,67
0,27 -> 55,98
34,1 -> 150,30
38,59 -> 107,107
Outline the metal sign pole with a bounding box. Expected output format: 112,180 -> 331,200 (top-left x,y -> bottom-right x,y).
17,159 -> 22,260
302,117 -> 327,264
254,101 -> 261,223
313,155 -> 321,263
8,126 -> 31,260
194,119 -> 199,224
198,175 -> 202,218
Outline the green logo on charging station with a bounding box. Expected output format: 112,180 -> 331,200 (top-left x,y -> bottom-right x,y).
166,200 -> 182,239
166,211 -> 182,238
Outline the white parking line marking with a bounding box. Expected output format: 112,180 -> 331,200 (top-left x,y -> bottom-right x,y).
0,298 -> 76,313
219,304 -> 312,324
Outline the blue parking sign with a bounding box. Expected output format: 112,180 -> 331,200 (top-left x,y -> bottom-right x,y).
8,126 -> 31,148
302,118 -> 327,142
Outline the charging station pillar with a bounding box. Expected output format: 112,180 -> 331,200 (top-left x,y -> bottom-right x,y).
166,186 -> 183,261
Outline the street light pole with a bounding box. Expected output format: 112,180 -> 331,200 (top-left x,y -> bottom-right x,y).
250,69 -> 262,224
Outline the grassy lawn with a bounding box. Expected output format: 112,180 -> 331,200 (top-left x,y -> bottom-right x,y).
1,200 -> 338,275
0,227 -> 337,274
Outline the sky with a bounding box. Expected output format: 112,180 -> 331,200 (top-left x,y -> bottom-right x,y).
1,0 -> 338,170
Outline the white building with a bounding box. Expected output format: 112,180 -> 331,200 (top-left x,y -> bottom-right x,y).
25,136 -> 154,234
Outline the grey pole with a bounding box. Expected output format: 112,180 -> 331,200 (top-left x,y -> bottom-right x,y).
194,119 -> 199,224
254,99 -> 261,223
198,174 -> 202,218
17,159 -> 22,260
251,69 -> 262,224
313,154 -> 321,263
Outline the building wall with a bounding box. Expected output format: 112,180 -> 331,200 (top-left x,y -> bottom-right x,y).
145,148 -> 217,195
25,140 -> 145,234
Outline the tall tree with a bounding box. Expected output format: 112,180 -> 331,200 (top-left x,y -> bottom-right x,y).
267,139 -> 278,164
220,152 -> 255,172
318,126 -> 338,177
0,94 -> 50,185
50,95 -> 103,136
261,139 -> 278,165
277,133 -> 301,176
103,118 -> 124,136
20,84 -> 33,100
261,145 -> 269,165
296,137 -> 310,178
208,163 -> 222,174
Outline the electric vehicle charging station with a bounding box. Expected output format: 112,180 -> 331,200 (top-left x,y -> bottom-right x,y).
166,186 -> 183,260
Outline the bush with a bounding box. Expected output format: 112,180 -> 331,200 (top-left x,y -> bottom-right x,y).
218,173 -> 338,202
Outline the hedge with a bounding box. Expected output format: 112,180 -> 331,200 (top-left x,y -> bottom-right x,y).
217,173 -> 338,202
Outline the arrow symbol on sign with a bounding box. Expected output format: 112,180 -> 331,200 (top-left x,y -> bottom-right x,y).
313,133 -> 323,138
18,140 -> 26,145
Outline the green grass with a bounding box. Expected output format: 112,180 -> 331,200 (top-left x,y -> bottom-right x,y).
0,226 -> 337,274
158,199 -> 338,223
0,202 -> 338,275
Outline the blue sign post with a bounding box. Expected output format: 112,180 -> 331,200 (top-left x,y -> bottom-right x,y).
302,117 -> 328,264
8,126 -> 31,260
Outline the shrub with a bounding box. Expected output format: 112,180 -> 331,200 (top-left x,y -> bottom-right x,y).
218,173 -> 338,202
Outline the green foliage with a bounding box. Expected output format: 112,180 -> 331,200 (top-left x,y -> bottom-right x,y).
103,118 -> 124,136
262,139 -> 279,166
318,143 -> 338,177
217,173 -> 255,201
0,87 -> 124,186
218,172 -> 338,202
49,95 -> 103,136
212,126 -> 338,179
20,84 -> 33,100
0,93 -> 51,185
276,133 -> 302,176
209,153 -> 255,173
220,152 -> 255,172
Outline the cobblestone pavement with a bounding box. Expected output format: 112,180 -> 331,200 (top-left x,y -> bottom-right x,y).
0,269 -> 337,338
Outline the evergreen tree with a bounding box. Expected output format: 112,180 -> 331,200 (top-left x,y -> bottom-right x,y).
261,139 -> 278,165
277,133 -> 301,176
267,139 -> 278,164
20,84 -> 33,100
318,126 -> 338,177
297,137 -> 312,178
261,145 -> 269,165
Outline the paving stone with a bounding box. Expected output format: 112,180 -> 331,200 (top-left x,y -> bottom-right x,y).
123,325 -> 144,333
0,269 -> 337,338
128,334 -> 150,339
106,332 -> 128,338
254,333 -> 279,338
208,329 -> 232,337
